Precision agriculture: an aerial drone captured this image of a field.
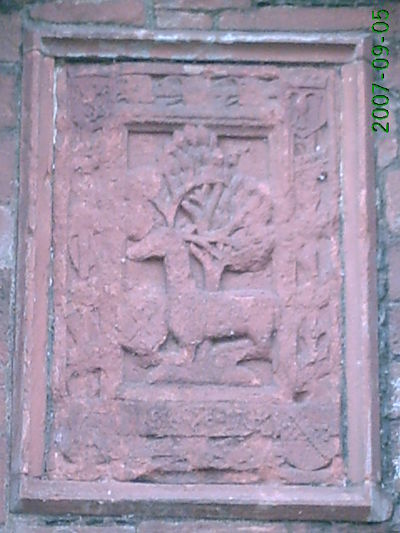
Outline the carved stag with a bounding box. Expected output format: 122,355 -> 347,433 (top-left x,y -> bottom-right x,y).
125,125 -> 279,370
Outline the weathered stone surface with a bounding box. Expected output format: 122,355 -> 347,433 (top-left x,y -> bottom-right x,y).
12,16 -> 390,525
43,61 -> 343,488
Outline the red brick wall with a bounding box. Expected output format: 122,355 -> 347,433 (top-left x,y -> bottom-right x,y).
0,1 -> 399,531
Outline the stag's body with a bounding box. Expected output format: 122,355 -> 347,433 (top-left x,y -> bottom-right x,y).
127,227 -> 279,363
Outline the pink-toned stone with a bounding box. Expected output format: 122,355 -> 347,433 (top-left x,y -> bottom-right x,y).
218,7 -> 371,31
156,9 -> 214,30
14,48 -> 55,480
30,0 -> 146,26
44,62 -> 343,489
386,169 -> 400,233
13,27 -> 388,523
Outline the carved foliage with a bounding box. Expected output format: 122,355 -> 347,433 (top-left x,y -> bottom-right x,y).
145,125 -> 274,291
281,74 -> 341,402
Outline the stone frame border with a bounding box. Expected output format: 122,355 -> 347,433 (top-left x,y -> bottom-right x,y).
10,22 -> 392,522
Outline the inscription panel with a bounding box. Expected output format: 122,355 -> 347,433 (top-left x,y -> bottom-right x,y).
46,61 -> 343,486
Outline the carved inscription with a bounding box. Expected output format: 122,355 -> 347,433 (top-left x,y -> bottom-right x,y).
48,63 -> 343,485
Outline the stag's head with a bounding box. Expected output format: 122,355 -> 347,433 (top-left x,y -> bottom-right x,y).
126,225 -> 182,262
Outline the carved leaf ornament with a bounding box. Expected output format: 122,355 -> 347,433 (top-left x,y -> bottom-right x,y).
142,125 -> 274,291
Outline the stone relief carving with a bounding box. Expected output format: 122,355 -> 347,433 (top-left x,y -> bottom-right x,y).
47,65 -> 343,484
120,125 -> 280,386
280,77 -> 341,403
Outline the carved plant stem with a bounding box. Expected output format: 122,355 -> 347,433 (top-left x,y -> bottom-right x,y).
189,243 -> 224,291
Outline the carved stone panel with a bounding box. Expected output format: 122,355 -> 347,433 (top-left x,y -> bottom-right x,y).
45,61 -> 343,486
13,28 -> 389,522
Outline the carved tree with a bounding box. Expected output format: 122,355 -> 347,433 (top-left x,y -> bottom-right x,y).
148,125 -> 274,291
177,175 -> 274,290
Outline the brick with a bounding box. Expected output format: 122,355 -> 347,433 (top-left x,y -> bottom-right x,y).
377,135 -> 398,170
388,245 -> 400,301
138,522 -> 287,533
0,128 -> 17,203
156,9 -> 213,30
0,71 -> 17,129
218,7 -> 371,31
389,304 -> 400,355
0,13 -> 21,63
387,362 -> 400,419
155,0 -> 250,10
30,0 -> 146,26
386,169 -> 400,234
